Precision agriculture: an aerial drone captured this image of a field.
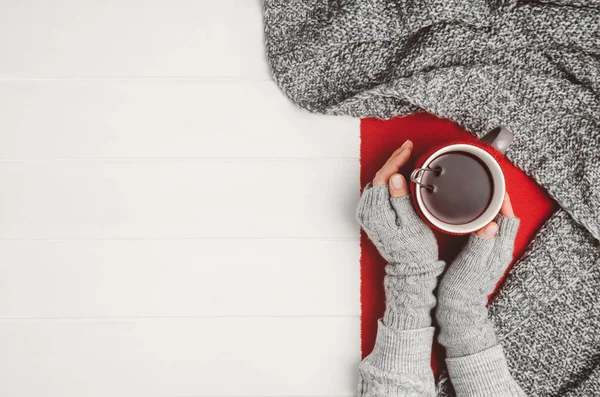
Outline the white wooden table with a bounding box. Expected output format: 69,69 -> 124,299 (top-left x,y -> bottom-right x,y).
0,1 -> 361,396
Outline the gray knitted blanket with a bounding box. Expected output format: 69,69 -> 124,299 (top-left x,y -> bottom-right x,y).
263,1 -> 600,395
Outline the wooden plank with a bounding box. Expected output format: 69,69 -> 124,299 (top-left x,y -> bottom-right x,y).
0,0 -> 268,78
0,317 -> 360,397
0,159 -> 360,239
0,239 -> 360,318
0,81 -> 358,159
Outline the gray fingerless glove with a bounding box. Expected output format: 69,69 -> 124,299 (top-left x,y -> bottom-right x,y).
357,184 -> 445,330
437,215 -> 526,397
436,214 -> 520,358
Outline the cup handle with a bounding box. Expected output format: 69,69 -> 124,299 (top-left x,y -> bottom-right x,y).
481,126 -> 513,154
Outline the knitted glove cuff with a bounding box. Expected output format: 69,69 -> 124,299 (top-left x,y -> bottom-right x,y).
446,344 -> 526,396
365,320 -> 435,374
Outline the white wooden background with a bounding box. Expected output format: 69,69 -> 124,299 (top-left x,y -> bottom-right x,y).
0,1 -> 362,396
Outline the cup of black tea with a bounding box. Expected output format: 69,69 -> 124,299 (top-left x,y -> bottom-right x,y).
410,127 -> 512,234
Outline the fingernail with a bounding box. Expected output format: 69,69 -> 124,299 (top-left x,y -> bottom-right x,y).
401,140 -> 410,149
484,223 -> 499,237
391,175 -> 404,189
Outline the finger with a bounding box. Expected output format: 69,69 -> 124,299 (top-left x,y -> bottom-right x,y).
373,141 -> 413,186
475,221 -> 499,239
382,140 -> 413,168
500,192 -> 515,217
389,173 -> 410,198
373,147 -> 412,186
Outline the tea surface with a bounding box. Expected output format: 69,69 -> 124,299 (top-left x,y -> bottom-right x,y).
420,151 -> 493,225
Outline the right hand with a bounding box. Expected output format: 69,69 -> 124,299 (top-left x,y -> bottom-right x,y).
473,192 -> 517,240
436,192 -> 520,357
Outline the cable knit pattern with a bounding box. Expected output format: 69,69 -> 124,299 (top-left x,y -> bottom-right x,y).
383,262 -> 443,331
357,185 -> 444,330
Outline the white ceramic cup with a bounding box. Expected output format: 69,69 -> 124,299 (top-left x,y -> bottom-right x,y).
411,127 -> 513,235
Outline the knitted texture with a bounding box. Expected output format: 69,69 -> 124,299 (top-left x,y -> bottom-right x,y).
487,210 -> 600,396
437,215 -> 520,358
264,1 -> 600,394
264,1 -> 600,239
358,322 -> 436,397
446,345 -> 526,397
357,186 -> 525,396
356,185 -> 444,330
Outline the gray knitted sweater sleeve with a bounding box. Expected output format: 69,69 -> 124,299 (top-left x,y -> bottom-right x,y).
357,185 -> 527,397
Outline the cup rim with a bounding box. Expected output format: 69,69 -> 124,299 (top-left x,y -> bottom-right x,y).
414,144 -> 505,234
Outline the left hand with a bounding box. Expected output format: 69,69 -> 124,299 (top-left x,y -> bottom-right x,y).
356,140 -> 439,265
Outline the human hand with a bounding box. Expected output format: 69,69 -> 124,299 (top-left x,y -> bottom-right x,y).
472,191 -> 517,240
356,140 -> 438,265
437,192 -> 520,358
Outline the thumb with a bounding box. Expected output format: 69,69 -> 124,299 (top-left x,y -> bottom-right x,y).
475,221 -> 499,240
389,174 -> 410,198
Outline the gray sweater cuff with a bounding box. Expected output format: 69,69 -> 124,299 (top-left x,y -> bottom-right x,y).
367,320 -> 434,374
446,345 -> 526,397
